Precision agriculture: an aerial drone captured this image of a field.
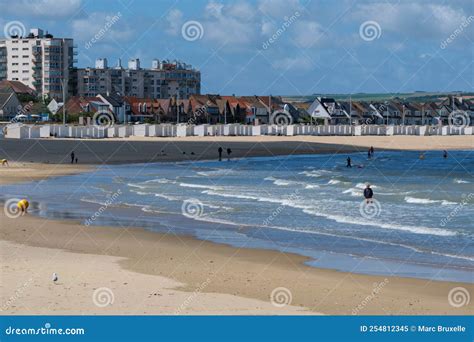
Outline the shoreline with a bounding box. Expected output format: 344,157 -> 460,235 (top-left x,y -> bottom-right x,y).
1,138 -> 473,315
1,135 -> 472,164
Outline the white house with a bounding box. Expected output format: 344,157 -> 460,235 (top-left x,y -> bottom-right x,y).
306,98 -> 331,124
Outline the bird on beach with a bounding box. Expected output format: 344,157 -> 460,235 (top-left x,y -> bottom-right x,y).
52,272 -> 58,284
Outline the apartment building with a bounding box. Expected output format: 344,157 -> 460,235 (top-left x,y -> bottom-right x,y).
76,58 -> 201,99
0,28 -> 76,101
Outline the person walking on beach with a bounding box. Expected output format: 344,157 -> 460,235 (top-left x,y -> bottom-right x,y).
346,157 -> 352,168
70,151 -> 75,164
218,147 -> 223,161
363,184 -> 374,203
226,148 -> 232,161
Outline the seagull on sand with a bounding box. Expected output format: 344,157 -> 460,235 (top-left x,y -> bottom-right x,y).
52,272 -> 58,284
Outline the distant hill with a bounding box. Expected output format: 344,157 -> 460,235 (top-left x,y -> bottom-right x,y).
282,92 -> 474,103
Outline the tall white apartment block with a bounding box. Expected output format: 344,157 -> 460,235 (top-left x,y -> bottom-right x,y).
0,28 -> 76,100
77,58 -> 201,99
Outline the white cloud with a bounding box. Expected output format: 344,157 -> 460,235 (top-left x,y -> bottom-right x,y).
272,55 -> 315,71
72,12 -> 134,47
0,0 -> 83,18
353,3 -> 469,39
166,9 -> 183,35
258,0 -> 303,19
292,20 -> 325,47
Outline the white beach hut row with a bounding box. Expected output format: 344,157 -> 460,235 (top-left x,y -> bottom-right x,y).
4,123 -> 473,139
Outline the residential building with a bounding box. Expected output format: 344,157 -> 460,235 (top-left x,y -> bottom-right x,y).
0,80 -> 36,96
0,87 -> 22,119
76,58 -> 200,99
0,28 -> 76,101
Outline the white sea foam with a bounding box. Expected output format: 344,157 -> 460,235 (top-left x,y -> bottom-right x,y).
127,183 -> 147,189
179,182 -> 224,191
454,179 -> 470,184
404,196 -> 438,204
302,208 -> 455,237
404,196 -> 457,206
202,189 -> 455,237
327,179 -> 341,185
343,188 -> 360,197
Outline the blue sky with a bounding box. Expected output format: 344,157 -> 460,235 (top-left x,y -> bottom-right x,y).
1,0 -> 473,95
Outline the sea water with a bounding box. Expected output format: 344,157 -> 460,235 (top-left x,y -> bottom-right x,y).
2,150 -> 473,282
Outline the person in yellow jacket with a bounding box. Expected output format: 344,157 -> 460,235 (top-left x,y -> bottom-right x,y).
17,199 -> 29,213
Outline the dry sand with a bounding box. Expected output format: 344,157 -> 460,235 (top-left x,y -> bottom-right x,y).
0,138 -> 473,315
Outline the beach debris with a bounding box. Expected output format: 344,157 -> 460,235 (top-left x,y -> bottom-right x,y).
52,272 -> 58,284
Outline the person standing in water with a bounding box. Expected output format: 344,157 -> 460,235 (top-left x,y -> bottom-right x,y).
368,148 -> 372,159
364,184 -> 374,203
346,157 -> 352,168
370,146 -> 374,157
218,147 -> 223,161
226,148 -> 232,161
443,150 -> 448,159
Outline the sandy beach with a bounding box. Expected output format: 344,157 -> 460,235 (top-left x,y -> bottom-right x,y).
1,136 -> 473,315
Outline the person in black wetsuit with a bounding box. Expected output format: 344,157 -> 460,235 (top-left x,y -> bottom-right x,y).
346,157 -> 352,168
370,146 -> 374,157
218,147 -> 223,161
364,184 -> 374,203
70,151 -> 75,164
443,150 -> 448,159
226,148 -> 232,161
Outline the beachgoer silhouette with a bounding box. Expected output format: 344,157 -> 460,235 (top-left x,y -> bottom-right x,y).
346,157 -> 352,168
227,148 -> 232,161
70,151 -> 75,164
370,146 -> 374,157
368,148 -> 372,159
443,150 -> 448,159
218,147 -> 223,161
75,158 -> 78,164
364,184 -> 374,203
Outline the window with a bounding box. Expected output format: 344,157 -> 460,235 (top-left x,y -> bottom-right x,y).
12,48 -> 18,51
12,55 -> 18,58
